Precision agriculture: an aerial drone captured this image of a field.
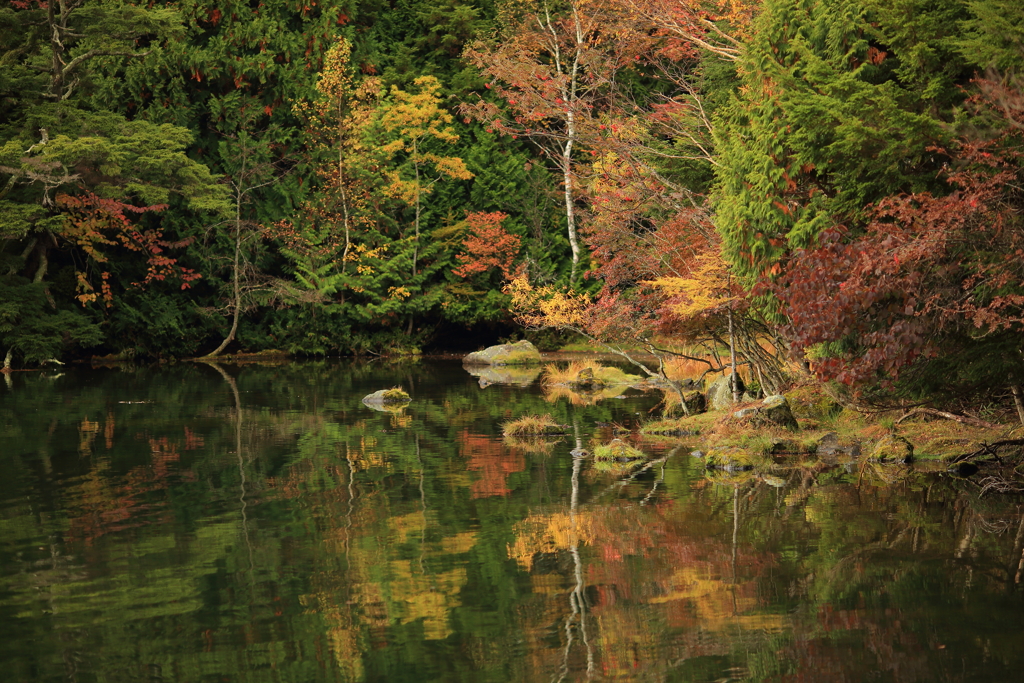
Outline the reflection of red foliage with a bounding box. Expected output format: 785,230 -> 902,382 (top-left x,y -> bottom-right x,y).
184,426 -> 205,450
771,603 -> 930,683
460,429 -> 525,498
67,435 -> 195,547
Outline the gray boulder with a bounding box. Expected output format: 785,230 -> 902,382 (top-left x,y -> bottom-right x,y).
706,374 -> 745,411
463,340 -> 542,366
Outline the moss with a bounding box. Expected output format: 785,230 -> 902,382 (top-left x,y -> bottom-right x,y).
591,439 -> 648,473
704,447 -> 760,470
380,387 -> 411,403
593,438 -> 646,461
869,435 -> 914,463
784,384 -> 842,420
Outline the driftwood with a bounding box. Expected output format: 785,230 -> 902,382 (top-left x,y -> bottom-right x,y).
895,407 -> 1000,430
950,440 -> 1024,464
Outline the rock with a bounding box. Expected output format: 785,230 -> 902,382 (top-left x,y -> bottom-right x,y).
362,388 -> 411,412
952,462 -> 979,477
569,366 -> 605,391
815,431 -> 862,458
466,365 -> 542,387
870,435 -> 914,464
705,447 -> 755,471
769,439 -> 806,454
463,340 -> 542,366
758,394 -> 799,431
734,407 -> 760,419
706,374 -> 744,411
683,390 -> 706,415
593,438 -> 645,461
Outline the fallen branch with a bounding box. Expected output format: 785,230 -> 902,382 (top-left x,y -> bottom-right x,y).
895,407 -> 1000,429
950,439 -> 1024,464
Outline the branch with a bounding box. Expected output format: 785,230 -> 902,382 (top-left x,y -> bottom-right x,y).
895,407 -> 1001,429
61,48 -> 152,80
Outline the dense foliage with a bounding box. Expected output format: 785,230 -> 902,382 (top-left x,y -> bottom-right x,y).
2,0 -> 1022,407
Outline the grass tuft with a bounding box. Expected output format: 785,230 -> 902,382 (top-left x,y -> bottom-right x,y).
502,414 -> 566,437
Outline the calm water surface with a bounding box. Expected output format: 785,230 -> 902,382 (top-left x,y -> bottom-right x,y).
2,359 -> 1023,682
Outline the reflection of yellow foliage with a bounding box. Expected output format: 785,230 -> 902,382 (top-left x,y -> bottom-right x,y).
390,511 -> 428,542
503,434 -> 559,455
347,432 -> 388,471
440,531 -> 478,555
79,418 -> 100,457
508,512 -> 595,571
389,560 -> 467,640
530,572 -> 570,595
647,566 -> 786,632
542,382 -> 630,406
327,627 -> 364,680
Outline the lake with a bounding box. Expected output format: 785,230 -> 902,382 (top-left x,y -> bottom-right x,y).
2,359 -> 1023,682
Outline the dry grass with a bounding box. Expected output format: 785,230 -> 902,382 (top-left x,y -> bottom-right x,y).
502,414 -> 566,437
541,361 -> 640,386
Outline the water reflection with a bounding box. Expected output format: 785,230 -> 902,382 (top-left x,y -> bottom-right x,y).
1,361 -> 1024,682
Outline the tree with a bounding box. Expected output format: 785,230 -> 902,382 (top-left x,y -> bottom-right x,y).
0,0 -> 227,365
774,73 -> 1024,404
713,0 -> 971,284
378,75 -> 474,277
463,0 -> 651,284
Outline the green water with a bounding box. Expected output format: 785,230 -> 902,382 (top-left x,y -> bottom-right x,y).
2,360 -> 1023,683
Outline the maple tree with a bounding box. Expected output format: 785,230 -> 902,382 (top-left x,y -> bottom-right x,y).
452,211 -> 522,280
774,73 -> 1024,402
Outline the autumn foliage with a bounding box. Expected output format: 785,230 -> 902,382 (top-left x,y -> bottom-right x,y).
452,211 -> 521,280
775,75 -> 1024,392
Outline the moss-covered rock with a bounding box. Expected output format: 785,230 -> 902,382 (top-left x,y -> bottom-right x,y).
784,384 -> 843,419
362,388 -> 411,411
463,340 -> 542,366
704,447 -> 757,471
758,395 -> 799,431
593,438 -> 646,461
683,390 -> 706,415
467,365 -> 543,387
870,435 -> 915,464
815,431 -> 861,459
640,419 -> 700,437
591,439 -> 647,474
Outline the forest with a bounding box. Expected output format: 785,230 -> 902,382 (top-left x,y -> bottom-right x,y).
2,0 -> 1023,412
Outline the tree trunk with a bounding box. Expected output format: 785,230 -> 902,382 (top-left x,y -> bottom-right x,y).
562,133 -> 580,285
1012,384 -> 1024,427
728,308 -> 739,402
208,189 -> 243,357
